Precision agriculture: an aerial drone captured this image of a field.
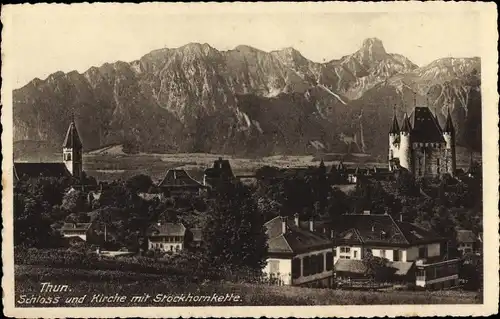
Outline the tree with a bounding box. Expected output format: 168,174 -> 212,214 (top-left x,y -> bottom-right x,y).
61,189 -> 87,213
126,174 -> 153,193
395,169 -> 415,196
14,177 -> 72,248
362,252 -> 393,282
203,181 -> 268,272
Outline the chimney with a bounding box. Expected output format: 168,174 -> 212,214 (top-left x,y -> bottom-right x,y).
330,230 -> 335,239
280,216 -> 287,234
323,228 -> 326,235
363,210 -> 371,215
384,207 -> 389,215
309,217 -> 314,232
399,213 -> 403,222
294,213 -> 300,227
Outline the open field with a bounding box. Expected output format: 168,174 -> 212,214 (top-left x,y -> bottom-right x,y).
14,141 -> 481,182
15,265 -> 481,307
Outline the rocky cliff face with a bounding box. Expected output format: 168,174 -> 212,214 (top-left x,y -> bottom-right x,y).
13,38 -> 481,158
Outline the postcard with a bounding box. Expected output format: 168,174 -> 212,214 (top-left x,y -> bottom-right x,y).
1,2 -> 498,317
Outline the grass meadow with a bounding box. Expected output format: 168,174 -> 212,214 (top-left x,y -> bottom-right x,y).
15,265 -> 480,307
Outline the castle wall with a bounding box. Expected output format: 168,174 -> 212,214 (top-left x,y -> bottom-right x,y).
412,143 -> 447,177
399,133 -> 412,172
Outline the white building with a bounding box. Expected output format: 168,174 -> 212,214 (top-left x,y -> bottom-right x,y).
330,211 -> 460,289
61,222 -> 94,242
263,215 -> 335,288
146,222 -> 186,253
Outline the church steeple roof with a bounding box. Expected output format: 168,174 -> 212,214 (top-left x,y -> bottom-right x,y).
400,112 -> 412,133
63,115 -> 82,149
444,107 -> 455,133
389,110 -> 400,134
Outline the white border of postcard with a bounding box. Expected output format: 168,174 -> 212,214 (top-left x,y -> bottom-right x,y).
2,2 -> 499,317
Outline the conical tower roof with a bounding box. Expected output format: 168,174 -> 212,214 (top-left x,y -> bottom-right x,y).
400,113 -> 412,133
63,117 -> 82,149
389,112 -> 400,134
444,107 -> 455,133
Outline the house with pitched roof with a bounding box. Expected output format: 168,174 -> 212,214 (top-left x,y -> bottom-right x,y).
203,157 -> 236,187
146,222 -> 187,253
388,106 -> 456,177
14,117 -> 84,182
61,222 -> 95,242
330,211 -> 460,289
263,214 -> 335,288
157,169 -> 206,196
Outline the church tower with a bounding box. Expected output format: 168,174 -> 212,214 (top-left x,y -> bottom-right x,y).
388,108 -> 400,171
62,115 -> 83,179
399,113 -> 412,172
443,107 -> 456,176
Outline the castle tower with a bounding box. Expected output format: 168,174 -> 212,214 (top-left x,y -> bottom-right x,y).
62,115 -> 83,179
443,107 -> 456,175
388,108 -> 400,170
399,112 -> 412,172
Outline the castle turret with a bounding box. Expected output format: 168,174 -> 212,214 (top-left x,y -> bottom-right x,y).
388,108 -> 400,170
399,113 -> 412,172
443,107 -> 456,175
63,115 -> 83,179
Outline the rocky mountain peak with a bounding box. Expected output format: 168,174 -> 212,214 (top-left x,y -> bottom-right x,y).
359,37 -> 387,61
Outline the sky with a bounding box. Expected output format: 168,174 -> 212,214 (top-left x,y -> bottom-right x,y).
2,3 -> 483,88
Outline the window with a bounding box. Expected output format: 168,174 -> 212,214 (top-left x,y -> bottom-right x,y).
303,256 -> 310,276
436,158 -> 441,174
292,258 -> 301,279
326,252 -> 333,271
65,153 -> 72,161
353,251 -> 358,259
317,254 -> 325,273
340,247 -> 351,253
419,246 -> 427,258
393,250 -> 400,262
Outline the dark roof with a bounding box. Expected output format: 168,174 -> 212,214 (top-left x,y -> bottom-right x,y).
444,108 -> 455,133
14,162 -> 71,180
158,169 -> 203,188
335,259 -> 367,274
456,230 -> 477,243
265,217 -> 332,254
331,213 -> 444,246
395,221 -> 443,244
63,120 -> 83,149
61,222 -> 92,232
409,107 -> 445,143
147,223 -> 186,237
389,113 -> 400,134
391,261 -> 414,276
204,158 -> 235,179
400,113 -> 412,133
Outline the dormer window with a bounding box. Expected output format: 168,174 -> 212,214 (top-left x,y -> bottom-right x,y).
65,153 -> 72,161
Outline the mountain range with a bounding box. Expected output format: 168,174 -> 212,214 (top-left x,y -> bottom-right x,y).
13,38 -> 481,159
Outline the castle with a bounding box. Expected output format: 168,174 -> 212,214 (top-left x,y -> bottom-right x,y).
388,106 -> 456,177
14,116 -> 83,181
